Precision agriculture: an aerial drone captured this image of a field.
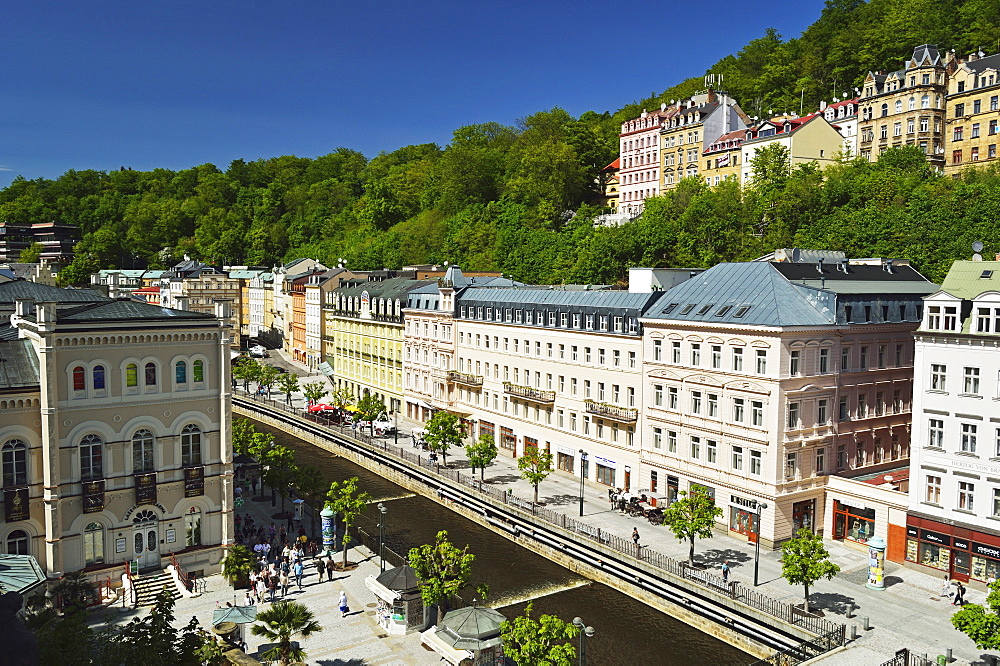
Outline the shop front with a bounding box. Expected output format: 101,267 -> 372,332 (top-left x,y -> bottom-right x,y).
906,515 -> 1000,584
729,494 -> 762,542
593,456 -> 616,487
555,446 -> 575,474
832,499 -> 877,548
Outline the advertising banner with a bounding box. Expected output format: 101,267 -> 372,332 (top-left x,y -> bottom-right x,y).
83,480 -> 105,514
135,473 -> 157,505
3,487 -> 29,522
184,467 -> 204,498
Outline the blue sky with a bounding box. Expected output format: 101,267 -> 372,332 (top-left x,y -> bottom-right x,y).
3,0 -> 824,187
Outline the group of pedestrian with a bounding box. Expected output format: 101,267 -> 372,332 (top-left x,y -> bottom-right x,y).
942,575 -> 967,606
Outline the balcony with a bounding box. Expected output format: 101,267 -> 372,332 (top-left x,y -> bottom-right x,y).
503,382 -> 555,403
585,400 -> 638,422
448,371 -> 483,386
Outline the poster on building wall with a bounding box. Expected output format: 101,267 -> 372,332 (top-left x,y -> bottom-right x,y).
184,467 -> 204,498
83,480 -> 105,514
3,487 -> 29,522
135,473 -> 157,505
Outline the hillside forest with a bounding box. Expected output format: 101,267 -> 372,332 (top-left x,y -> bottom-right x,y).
2,0 -> 1000,286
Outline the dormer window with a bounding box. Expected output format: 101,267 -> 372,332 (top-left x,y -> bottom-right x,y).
944,306 -> 958,331
927,305 -> 941,329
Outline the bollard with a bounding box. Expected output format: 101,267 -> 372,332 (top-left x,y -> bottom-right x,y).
850,624 -> 859,640
846,602 -> 855,618
862,616 -> 871,631
946,648 -> 953,663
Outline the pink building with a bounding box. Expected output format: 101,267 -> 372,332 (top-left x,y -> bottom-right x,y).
618,106 -> 674,217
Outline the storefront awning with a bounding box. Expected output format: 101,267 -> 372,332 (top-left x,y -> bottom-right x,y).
420,627 -> 474,665
365,575 -> 400,602
406,397 -> 434,410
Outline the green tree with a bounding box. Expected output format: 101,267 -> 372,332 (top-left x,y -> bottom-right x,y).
232,358 -> 261,392
661,484 -> 724,566
260,444 -> 298,511
408,530 -> 475,625
355,393 -> 387,436
750,143 -> 792,192
424,411 -> 464,467
18,242 -> 43,263
953,579 -> 1000,650
257,364 -> 281,397
220,544 -> 256,588
275,372 -> 300,406
328,386 -> 355,411
326,476 -> 372,567
294,465 -> 328,536
302,381 -> 328,406
465,433 -> 498,480
517,445 -> 554,504
780,528 -> 842,614
250,600 -> 322,665
500,602 -> 578,666
232,417 -> 271,458
93,587 -> 203,665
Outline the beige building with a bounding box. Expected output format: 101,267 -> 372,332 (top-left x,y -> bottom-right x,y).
661,91 -> 747,191
701,130 -> 744,185
160,259 -> 242,348
945,52 -> 1000,176
740,114 -> 845,185
0,282 -> 233,584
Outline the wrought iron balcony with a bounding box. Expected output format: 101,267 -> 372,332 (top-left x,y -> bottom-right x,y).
585,400 -> 638,422
448,371 -> 483,386
503,382 -> 555,403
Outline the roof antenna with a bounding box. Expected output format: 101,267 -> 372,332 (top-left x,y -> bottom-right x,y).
816,258 -> 824,274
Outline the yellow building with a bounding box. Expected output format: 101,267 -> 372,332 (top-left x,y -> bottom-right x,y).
944,52 -> 1000,176
858,44 -> 952,168
660,90 -> 748,190
740,114 -> 845,184
601,159 -> 620,211
324,276 -> 432,413
701,130 -> 744,185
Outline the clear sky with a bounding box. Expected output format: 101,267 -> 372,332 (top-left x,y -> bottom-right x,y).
3,0 -> 825,188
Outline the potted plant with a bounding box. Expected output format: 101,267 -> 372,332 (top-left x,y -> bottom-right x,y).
221,544 -> 255,589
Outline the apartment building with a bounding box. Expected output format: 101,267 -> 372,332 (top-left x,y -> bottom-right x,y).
640,260 -> 936,549
0,282 -> 233,580
159,259 -> 242,348
271,259 -> 328,354
821,97 -> 860,157
662,91 -> 748,191
91,270 -> 166,300
858,44 -> 951,167
247,271 -> 274,341
740,114 -> 845,184
944,52 -> 1000,176
618,106 -> 674,217
701,130 -> 745,185
304,269 -> 355,372
908,260 -> 1000,584
451,288 -> 663,490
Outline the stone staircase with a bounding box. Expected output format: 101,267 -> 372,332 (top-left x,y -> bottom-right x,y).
132,570 -> 180,607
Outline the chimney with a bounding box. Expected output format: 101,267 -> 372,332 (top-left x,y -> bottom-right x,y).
816,258 -> 825,273
214,298 -> 233,322
707,89 -> 718,104
36,301 -> 57,331
820,100 -> 828,111
884,259 -> 894,273
14,298 -> 32,317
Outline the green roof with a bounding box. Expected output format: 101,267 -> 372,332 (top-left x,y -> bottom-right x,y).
940,261 -> 1000,300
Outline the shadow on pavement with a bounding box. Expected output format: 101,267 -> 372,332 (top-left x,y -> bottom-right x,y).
807,591 -> 858,616
700,548 -> 753,568
318,660 -> 367,666
543,493 -> 581,506
486,474 -> 521,485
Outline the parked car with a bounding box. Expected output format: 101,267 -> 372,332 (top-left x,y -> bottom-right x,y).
356,413 -> 395,436
249,347 -> 269,358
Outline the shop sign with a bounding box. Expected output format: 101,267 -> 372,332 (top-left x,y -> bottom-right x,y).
837,497 -> 867,510
907,525 -> 919,538
184,467 -> 204,498
973,542 -> 1000,560
3,487 -> 29,523
83,480 -> 105,514
135,473 -> 157,505
731,494 -> 759,509
593,457 -> 616,469
953,538 -> 971,551
920,529 -> 951,546
556,446 -> 576,456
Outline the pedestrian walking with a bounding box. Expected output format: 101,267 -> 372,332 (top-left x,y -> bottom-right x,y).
941,575 -> 953,600
293,561 -> 304,590
279,572 -> 290,598
721,560 -> 731,584
632,527 -> 640,547
953,582 -> 966,606
326,557 -> 336,582
268,575 -> 278,602
339,590 -> 350,617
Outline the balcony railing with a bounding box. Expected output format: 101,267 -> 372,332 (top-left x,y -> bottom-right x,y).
503,382 -> 555,403
585,400 -> 638,422
448,371 -> 483,386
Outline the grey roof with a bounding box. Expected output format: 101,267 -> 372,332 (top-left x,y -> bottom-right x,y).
335,277 -> 433,301
0,555 -> 46,596
376,564 -> 421,591
437,606 -> 506,650
212,605 -> 257,625
961,53 -> 1000,75
0,340 -> 39,392
909,44 -> 941,67
0,280 -> 109,306
50,300 -> 213,323
754,249 -> 846,264
771,263 -> 935,294
458,288 -> 657,311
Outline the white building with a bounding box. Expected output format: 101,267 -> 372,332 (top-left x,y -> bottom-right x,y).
821,97 -> 860,157
618,107 -> 673,218
908,260 -> 1000,584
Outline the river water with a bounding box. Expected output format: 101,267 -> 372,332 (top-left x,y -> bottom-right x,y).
260,423 -> 751,665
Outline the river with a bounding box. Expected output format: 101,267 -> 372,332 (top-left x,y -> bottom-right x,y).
259,422 -> 751,665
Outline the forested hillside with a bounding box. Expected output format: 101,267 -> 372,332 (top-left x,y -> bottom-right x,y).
3,0 -> 1000,286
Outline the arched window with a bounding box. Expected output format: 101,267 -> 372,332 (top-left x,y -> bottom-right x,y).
1,440 -> 27,486
921,94 -> 930,109
132,430 -> 154,473
193,360 -> 204,383
894,100 -> 902,113
80,434 -> 103,480
72,366 -> 86,391
185,508 -> 202,546
908,97 -> 916,111
93,365 -> 106,391
126,363 -> 138,388
175,360 -> 187,384
144,362 -> 157,388
6,530 -> 28,555
84,523 -> 104,565
181,425 -> 202,467
880,103 -> 888,117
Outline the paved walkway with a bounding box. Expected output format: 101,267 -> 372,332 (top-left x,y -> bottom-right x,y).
245,349 -> 1000,665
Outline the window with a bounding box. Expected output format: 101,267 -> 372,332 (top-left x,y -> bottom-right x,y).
144,362 -> 157,388
750,450 -> 762,476
785,452 -> 797,480
131,429 -> 154,473
186,509 -> 202,546
930,364 -> 947,391
80,434 -> 103,480
817,399 -> 828,424
961,423 -> 978,454
839,396 -> 848,421
628,352 -> 636,369
1,440 -> 27,487
819,348 -> 829,373
733,398 -> 745,422
711,345 -> 721,369
690,436 -> 701,459
841,347 -> 850,370
732,446 -> 744,471
175,360 -> 187,384
956,103 -> 965,118
928,419 -> 944,448
667,386 -> 678,409
815,449 -> 825,475
959,481 -> 975,512
653,428 -> 662,449
751,401 -> 763,427
964,367 -> 981,395
973,123 -> 981,139
84,523 -> 104,565
708,394 -> 718,418
732,348 -> 743,371
93,365 -> 106,391
671,341 -> 681,363
789,350 -> 800,376
788,402 -> 799,428
755,349 -> 767,374
859,346 -> 868,369
706,440 -> 717,464
72,365 -> 85,392
654,385 -> 663,406
6,530 -> 28,555
667,431 -> 677,453
691,391 -> 702,414
690,344 -> 701,366
584,347 -> 592,363
994,489 -> 1000,518
181,424 -> 202,466
857,393 -> 867,418
926,475 -> 941,504
126,363 -> 138,388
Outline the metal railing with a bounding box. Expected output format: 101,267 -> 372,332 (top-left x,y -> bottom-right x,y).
502,382 -> 555,403
878,649 -> 938,666
584,400 -> 639,422
447,370 -> 483,386
747,627 -> 847,666
236,395 -> 846,645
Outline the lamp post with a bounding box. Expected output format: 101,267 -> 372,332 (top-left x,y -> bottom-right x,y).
572,617 -> 595,666
378,502 -> 387,573
578,449 -> 587,517
753,501 -> 769,587
392,411 -> 398,447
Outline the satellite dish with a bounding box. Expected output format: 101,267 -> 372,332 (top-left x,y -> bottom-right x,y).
973,240 -> 984,252
973,253 -> 984,262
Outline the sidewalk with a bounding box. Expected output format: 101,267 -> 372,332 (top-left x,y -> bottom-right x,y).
251,349 -> 997,665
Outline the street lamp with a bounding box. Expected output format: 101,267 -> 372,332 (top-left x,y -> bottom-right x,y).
753,501 -> 769,587
378,502 -> 387,573
393,411 -> 398,447
572,617 -> 595,666
578,449 -> 587,517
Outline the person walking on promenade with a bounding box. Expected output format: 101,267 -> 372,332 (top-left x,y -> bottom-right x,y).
279,571 -> 290,599
632,527 -> 640,548
941,575 -> 953,600
722,560 -> 731,584
268,575 -> 278,603
293,560 -> 304,591
326,557 -> 336,582
953,581 -> 966,606
339,591 -> 350,618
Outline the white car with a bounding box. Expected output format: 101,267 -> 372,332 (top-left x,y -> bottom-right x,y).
356,414 -> 395,436
249,345 -> 269,358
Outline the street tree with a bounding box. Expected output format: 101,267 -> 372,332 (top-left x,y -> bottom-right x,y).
302,381 -> 328,406
275,372 -> 300,406
326,476 -> 372,567
517,446 -> 554,504
257,364 -> 281,397
221,544 -> 256,589
250,600 -> 322,666
355,393 -> 387,436
294,465 -> 329,536
408,530 -> 475,625
780,528 -> 841,615
661,484 -> 723,567
424,411 -> 464,467
500,602 -> 578,666
953,579 -> 1000,650
465,433 -> 498,480
261,444 -> 298,511
327,386 -> 355,410
232,417 -> 271,458
233,358 -> 261,392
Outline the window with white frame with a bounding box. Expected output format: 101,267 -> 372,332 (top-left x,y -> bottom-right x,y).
788,402 -> 799,428
926,475 -> 941,504
750,450 -> 762,475
671,341 -> 681,363
755,349 -> 767,374
711,345 -> 721,368
959,481 -> 975,512
691,344 -> 701,366
654,384 -> 663,406
815,448 -> 826,474
653,428 -> 662,449
930,364 -> 946,391
789,350 -> 800,376
785,452 -> 797,480
667,431 -> 677,453
819,348 -> 829,373
928,419 -> 944,448
690,436 -> 701,459
733,398 -> 745,422
691,391 -> 702,414
732,446 -> 744,471
961,423 -> 978,454
964,367 -> 981,395
706,440 -> 717,463
668,386 -> 678,409
707,393 -> 718,418
751,401 -> 763,426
